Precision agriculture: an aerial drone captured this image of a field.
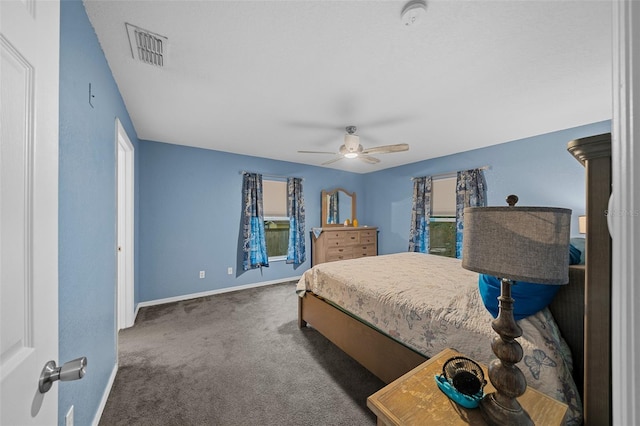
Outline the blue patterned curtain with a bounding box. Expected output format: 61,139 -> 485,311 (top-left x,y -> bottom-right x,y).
408,176 -> 432,253
242,173 -> 269,270
286,177 -> 306,265
455,169 -> 487,258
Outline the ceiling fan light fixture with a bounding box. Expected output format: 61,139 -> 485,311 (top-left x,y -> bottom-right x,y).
301,124 -> 408,166
344,133 -> 359,148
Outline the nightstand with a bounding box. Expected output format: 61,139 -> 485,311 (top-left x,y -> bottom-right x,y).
367,348 -> 568,425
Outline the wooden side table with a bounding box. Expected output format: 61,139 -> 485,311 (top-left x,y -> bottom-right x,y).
367,348 -> 568,425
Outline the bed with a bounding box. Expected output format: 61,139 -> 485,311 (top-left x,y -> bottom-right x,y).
296,252 -> 585,425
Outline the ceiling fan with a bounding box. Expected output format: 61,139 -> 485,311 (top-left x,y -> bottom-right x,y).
298,126 -> 409,165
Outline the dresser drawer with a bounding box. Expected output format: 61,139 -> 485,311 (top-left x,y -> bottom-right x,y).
325,233 -> 347,246
353,245 -> 377,258
327,246 -> 353,262
360,235 -> 376,245
344,231 -> 360,244
359,229 -> 377,238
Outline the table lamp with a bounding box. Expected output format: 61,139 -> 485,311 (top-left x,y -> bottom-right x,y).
461,195 -> 571,425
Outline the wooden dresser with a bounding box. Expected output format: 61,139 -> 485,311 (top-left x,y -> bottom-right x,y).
311,227 -> 378,266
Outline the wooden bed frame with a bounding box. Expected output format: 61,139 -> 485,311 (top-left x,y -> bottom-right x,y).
297,289 -> 428,384
567,133 -> 612,425
297,265 -> 585,389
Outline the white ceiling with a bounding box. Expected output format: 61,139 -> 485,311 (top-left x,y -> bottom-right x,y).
84,0 -> 612,173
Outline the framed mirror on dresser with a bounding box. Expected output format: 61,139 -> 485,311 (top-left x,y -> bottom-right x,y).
313,189 -> 377,266
321,188 -> 356,226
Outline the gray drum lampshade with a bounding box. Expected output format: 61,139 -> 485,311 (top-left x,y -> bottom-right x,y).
461,206 -> 572,285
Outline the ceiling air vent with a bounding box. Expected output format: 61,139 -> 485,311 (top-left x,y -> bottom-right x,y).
125,23 -> 167,67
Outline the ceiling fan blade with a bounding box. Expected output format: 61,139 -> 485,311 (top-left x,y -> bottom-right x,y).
359,155 -> 380,164
361,143 -> 409,155
297,150 -> 337,155
322,157 -> 344,165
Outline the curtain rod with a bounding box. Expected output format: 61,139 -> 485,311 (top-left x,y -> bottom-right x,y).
411,165 -> 491,180
240,171 -> 304,181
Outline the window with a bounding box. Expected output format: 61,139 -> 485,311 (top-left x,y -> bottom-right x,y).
430,177 -> 456,258
263,180 -> 289,261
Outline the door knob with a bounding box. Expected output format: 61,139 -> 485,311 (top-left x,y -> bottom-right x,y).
39,357 -> 87,393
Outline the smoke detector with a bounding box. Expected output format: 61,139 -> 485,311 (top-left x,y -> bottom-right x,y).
125,23 -> 168,67
401,0 -> 427,27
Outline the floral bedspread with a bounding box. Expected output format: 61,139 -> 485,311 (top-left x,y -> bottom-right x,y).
296,252 -> 582,425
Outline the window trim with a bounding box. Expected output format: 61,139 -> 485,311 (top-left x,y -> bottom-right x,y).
429,216 -> 456,222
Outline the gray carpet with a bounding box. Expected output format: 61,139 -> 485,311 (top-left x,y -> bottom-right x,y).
99,282 -> 384,425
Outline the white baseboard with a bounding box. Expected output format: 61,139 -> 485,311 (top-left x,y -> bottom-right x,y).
136,276 -> 302,310
91,362 -> 118,426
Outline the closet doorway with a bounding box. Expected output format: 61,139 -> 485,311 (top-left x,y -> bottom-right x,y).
116,118 -> 135,329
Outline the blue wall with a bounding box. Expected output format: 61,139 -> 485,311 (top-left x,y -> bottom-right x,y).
365,121 -> 611,255
138,140 -> 366,302
137,120 -> 610,302
58,1 -> 140,424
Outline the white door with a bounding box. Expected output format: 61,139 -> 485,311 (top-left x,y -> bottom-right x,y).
116,119 -> 135,330
1,0 -> 60,424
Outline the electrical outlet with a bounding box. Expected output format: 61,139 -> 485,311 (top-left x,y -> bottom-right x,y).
65,405 -> 74,426
227,267 -> 233,275
199,271 -> 205,279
